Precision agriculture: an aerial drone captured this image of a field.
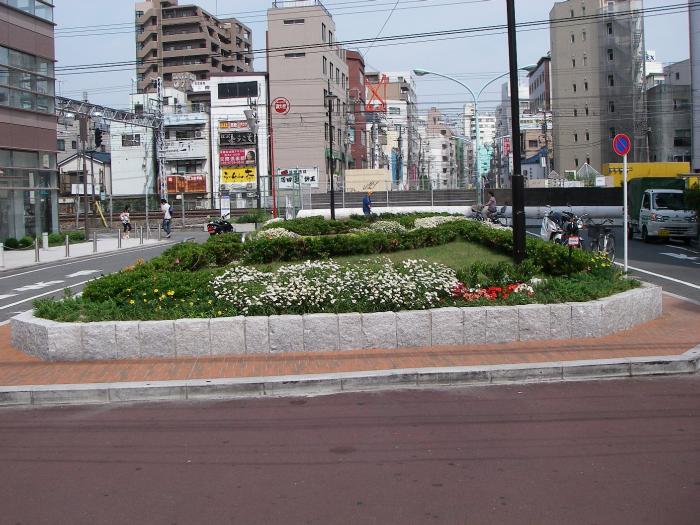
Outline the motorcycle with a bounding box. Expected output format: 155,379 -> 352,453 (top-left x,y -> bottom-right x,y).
206,215 -> 234,236
472,205 -> 509,226
540,206 -> 584,248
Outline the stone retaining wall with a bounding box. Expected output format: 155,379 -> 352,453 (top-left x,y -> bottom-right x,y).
11,284 -> 662,362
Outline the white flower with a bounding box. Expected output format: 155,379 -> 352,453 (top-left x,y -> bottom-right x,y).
256,228 -> 301,240
413,216 -> 465,229
368,221 -> 406,233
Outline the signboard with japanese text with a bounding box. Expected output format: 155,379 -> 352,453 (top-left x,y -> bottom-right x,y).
273,97 -> 290,115
167,174 -> 206,193
218,120 -> 249,130
221,166 -> 257,185
276,167 -> 319,189
219,148 -> 256,166
219,131 -> 256,146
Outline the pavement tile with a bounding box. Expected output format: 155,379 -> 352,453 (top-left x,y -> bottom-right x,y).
0,296 -> 697,387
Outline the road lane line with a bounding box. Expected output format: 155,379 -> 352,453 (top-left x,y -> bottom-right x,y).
615,262 -> 700,290
0,279 -> 93,310
664,244 -> 700,255
0,294 -> 17,300
0,242 -> 173,281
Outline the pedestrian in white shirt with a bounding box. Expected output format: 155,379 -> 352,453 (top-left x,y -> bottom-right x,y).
160,198 -> 172,238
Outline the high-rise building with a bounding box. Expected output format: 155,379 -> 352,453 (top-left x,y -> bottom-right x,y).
528,54 -> 552,112
549,0 -> 647,175
463,103 -> 496,185
346,51 -> 367,170
0,0 -> 58,240
426,107 -> 458,189
135,0 -> 252,93
647,60 -> 692,163
267,0 -> 349,193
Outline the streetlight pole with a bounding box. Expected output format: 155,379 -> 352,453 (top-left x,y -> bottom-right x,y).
325,80 -> 338,220
414,66 -> 534,206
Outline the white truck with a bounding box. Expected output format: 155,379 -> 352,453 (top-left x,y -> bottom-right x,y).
628,179 -> 698,244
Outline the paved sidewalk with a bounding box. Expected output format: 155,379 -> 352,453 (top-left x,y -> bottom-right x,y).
0,295 -> 698,389
0,235 -> 165,271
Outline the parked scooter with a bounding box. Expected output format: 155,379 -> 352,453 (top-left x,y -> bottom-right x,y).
206,215 -> 234,236
540,206 -> 584,248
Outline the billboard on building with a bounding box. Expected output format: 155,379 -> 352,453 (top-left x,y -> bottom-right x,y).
219,148 -> 256,166
276,167 -> 319,189
221,166 -> 257,185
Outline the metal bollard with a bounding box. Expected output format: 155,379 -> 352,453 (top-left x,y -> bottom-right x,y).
65,235 -> 70,257
0,242 -> 4,268
117,229 -> 122,249
157,224 -> 162,241
386,188 -> 389,208
139,226 -> 144,245
146,224 -> 150,240
431,186 -> 434,208
42,232 -> 49,250
92,232 -> 97,253
34,238 -> 40,262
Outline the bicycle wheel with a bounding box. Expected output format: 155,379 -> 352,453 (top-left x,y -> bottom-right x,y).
603,235 -> 615,263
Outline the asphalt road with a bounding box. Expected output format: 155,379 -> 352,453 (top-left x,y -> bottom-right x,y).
527,225 -> 700,303
0,232 -> 207,323
0,377 -> 698,524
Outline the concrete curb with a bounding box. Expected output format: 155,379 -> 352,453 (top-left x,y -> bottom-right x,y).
10,283 -> 663,361
1,345 -> 697,407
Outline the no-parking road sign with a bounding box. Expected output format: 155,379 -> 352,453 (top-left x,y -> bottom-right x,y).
612,133 -> 631,157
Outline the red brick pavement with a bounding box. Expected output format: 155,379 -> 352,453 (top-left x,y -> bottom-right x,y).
0,295 -> 698,387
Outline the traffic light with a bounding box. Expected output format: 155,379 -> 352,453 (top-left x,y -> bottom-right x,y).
94,128 -> 103,149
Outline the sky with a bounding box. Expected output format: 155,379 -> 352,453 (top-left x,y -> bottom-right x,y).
54,0 -> 690,117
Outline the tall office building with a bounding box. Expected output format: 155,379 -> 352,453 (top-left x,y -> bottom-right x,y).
550,0 -> 647,175
0,0 -> 58,240
267,0 -> 349,192
135,0 -> 252,93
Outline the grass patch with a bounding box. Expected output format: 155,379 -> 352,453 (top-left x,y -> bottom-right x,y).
253,241 -> 510,272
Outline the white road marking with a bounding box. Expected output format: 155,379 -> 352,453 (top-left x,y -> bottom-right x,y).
664,244 -> 700,255
0,320 -> 9,326
0,294 -> 17,300
659,253 -> 700,264
0,242 -> 173,281
66,269 -> 101,278
13,280 -> 65,292
0,279 -> 93,310
616,262 -> 700,290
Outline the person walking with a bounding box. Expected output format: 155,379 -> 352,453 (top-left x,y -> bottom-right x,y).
160,198 -> 173,238
362,190 -> 373,217
119,206 -> 132,239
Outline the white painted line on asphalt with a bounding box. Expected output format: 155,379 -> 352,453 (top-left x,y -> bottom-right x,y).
616,262 -> 700,290
0,242 -> 172,281
662,291 -> 700,307
0,279 -> 93,310
0,294 -> 17,300
66,270 -> 101,278
659,252 -> 700,263
665,244 -> 700,255
14,280 -> 65,292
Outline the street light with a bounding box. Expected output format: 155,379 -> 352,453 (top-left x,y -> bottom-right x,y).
325,85 -> 339,220
413,65 -> 534,205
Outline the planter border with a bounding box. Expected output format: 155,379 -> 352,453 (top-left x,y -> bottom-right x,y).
11,284 -> 662,362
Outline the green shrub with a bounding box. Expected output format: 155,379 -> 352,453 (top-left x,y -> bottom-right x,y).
3,238 -> 19,249
235,210 -> 271,224
18,236 -> 34,248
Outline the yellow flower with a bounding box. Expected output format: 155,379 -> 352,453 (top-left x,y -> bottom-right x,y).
129,299 -> 135,304
153,288 -> 159,293
142,292 -> 146,296
143,299 -> 147,303
217,310 -> 222,315
189,302 -> 194,306
180,299 -> 185,302
207,300 -> 213,304
159,295 -> 166,301
166,290 -> 175,296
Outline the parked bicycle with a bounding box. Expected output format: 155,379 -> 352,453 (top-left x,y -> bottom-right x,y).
587,218 -> 616,263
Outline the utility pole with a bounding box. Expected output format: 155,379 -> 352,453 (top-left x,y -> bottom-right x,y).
506,0 -> 526,264
156,77 -> 167,200
541,112 -> 550,178
396,124 -> 403,188
326,79 -> 336,220
79,115 -> 89,238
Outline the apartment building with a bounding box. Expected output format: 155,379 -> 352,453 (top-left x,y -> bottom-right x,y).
0,0 -> 58,240
463,103 -> 496,186
346,51 -> 367,170
528,54 -> 552,112
135,0 -> 252,93
364,71 -> 419,189
647,60 -> 692,163
550,0 -> 647,175
267,0 -> 349,193
426,107 -> 458,189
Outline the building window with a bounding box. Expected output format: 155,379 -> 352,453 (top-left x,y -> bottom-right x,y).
575,158 -> 579,167
607,22 -> 613,35
607,49 -> 614,61
673,99 -> 690,110
329,62 -> 333,79
122,134 -> 141,147
71,140 -> 77,150
570,34 -> 575,43
573,83 -> 577,93
218,81 -> 258,99
325,123 -> 329,141
570,9 -> 574,17
609,101 -> 615,113
322,23 -> 326,42
573,108 -> 578,117
608,74 -> 614,86
582,31 -> 586,41
585,131 -> 590,141
609,127 -> 616,139
572,58 -> 576,68
674,129 -> 691,147
583,54 -> 588,66
528,140 -> 538,148
57,139 -> 65,151
328,31 -> 333,46
574,133 -> 578,142
335,67 -> 340,84
323,56 -> 327,74
584,80 -> 588,91
284,52 -> 306,58
585,106 -> 589,116
586,156 -> 591,165
676,72 -> 680,80
283,18 -> 305,24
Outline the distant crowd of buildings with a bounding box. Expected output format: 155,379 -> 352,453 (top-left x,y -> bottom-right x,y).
1,0 -> 699,240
